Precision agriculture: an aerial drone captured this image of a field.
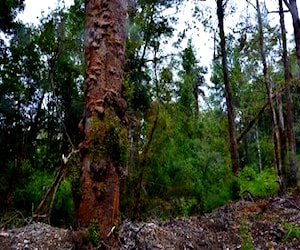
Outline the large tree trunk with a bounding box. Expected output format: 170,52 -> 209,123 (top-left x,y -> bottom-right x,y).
217,0 -> 240,175
279,0 -> 299,186
78,0 -> 127,241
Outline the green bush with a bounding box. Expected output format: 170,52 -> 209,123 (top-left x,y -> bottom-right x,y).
125,108 -> 241,218
14,170 -> 53,213
51,179 -> 75,226
203,176 -> 236,213
240,166 -> 278,197
176,197 -> 200,216
83,219 -> 100,246
14,167 -> 75,226
283,223 -> 300,242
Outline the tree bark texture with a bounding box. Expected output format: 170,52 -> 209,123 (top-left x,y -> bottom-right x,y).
217,0 -> 240,175
279,0 -> 298,186
78,0 -> 127,240
283,0 -> 300,67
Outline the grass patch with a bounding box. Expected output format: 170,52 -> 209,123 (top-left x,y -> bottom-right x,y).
283,222 -> 300,242
239,221 -> 254,250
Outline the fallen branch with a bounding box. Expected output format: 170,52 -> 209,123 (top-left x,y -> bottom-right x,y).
0,210 -> 25,229
33,149 -> 79,222
0,214 -> 18,229
286,198 -> 300,211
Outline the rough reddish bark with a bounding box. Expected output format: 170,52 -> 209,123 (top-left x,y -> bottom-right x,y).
217,0 -> 240,176
78,0 -> 127,241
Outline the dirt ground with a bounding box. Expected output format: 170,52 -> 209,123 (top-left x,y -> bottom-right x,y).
1,190 -> 300,249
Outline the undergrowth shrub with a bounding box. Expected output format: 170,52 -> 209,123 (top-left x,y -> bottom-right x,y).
14,170 -> 53,214
13,166 -> 75,226
202,174 -> 237,213
176,197 -> 201,216
51,179 -> 75,226
240,166 -> 278,197
121,108 -> 238,219
83,219 -> 100,246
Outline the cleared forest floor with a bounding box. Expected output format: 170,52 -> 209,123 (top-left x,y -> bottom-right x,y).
1,189 -> 300,249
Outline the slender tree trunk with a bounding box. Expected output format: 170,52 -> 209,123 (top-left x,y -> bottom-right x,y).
276,90 -> 287,171
78,0 -> 127,241
279,0 -> 299,186
256,0 -> 285,192
193,85 -> 200,116
133,111 -> 159,219
217,0 -> 240,175
290,0 -> 300,67
283,0 -> 300,67
255,125 -> 263,173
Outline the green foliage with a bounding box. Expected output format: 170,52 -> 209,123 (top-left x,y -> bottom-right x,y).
90,113 -> 129,169
239,221 -> 254,250
104,114 -> 129,166
1,0 -> 299,228
0,0 -> 25,32
283,223 -> 300,242
123,76 -> 136,107
176,197 -> 199,216
178,39 -> 207,115
83,219 -> 100,246
121,104 -> 237,218
240,166 -> 278,197
14,170 -> 53,212
202,173 -> 237,213
0,2 -> 84,223
51,179 -> 75,226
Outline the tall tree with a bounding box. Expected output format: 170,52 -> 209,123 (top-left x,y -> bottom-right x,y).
121,0 -> 183,219
279,0 -> 298,186
178,39 -> 206,116
283,0 -> 300,67
0,25 -> 49,209
256,0 -> 285,192
216,0 -> 240,175
78,0 -> 128,241
0,0 -> 24,33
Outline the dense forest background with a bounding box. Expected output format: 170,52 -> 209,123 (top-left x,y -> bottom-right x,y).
0,0 -> 299,229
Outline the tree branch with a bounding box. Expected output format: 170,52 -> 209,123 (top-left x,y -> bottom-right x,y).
283,0 -> 292,14
268,10 -> 289,14
237,87 -> 285,143
237,101 -> 268,143
245,0 -> 257,11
